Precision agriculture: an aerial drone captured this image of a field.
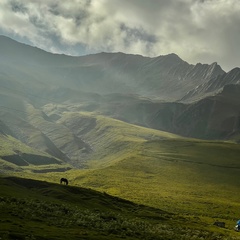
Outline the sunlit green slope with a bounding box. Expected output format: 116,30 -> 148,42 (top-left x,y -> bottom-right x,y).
59,138 -> 240,230
22,113 -> 240,236
3,111 -> 240,238
0,103 -> 180,171
58,111 -> 180,168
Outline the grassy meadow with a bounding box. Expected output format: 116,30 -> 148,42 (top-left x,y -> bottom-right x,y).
1,176 -> 239,240
1,113 -> 240,239
55,138 -> 240,221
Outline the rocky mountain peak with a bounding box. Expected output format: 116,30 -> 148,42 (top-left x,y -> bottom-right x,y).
155,53 -> 184,66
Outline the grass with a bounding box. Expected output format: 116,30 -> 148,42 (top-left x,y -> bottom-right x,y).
0,176 -> 237,240
8,137 -> 240,239
0,135 -> 70,172
58,111 -> 179,168
58,138 -> 240,239
2,112 -> 240,239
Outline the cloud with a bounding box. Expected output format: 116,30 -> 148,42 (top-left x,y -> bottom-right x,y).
0,0 -> 239,71
187,0 -> 240,70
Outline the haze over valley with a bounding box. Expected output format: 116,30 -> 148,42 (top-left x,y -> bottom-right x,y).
1,36 -> 240,239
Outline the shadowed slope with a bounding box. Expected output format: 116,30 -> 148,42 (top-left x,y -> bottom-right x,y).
0,134 -> 70,172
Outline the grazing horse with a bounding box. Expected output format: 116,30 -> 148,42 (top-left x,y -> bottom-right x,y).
60,178 -> 68,185
214,221 -> 225,228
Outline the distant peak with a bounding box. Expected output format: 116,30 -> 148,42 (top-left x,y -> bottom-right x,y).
195,61 -> 224,74
155,53 -> 183,64
209,62 -> 223,70
167,53 -> 180,57
210,62 -> 217,66
164,53 -> 181,60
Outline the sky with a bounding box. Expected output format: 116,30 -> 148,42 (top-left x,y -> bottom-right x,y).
0,0 -> 239,72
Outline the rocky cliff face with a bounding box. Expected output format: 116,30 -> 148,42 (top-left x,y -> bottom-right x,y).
181,67 -> 240,102
176,84 -> 240,140
104,85 -> 240,141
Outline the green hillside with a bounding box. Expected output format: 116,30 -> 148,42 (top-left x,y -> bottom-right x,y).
10,130 -> 240,238
0,135 -> 70,173
3,113 -> 240,231
0,107 -> 179,172
1,176 -> 238,240
53,138 -> 240,238
70,138 -> 240,209
1,35 -> 240,240
58,111 -> 180,168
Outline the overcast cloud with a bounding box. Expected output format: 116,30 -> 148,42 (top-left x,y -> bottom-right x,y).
0,0 -> 239,71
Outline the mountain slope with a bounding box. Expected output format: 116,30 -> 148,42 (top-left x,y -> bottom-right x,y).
0,35 -> 240,168
2,176 -> 234,240
0,176 -> 171,240
0,99 -> 180,170
57,111 -> 179,168
0,134 -> 70,172
182,67 -> 240,102
173,84 -> 240,140
69,137 -> 240,226
87,86 -> 240,141
0,35 -> 226,101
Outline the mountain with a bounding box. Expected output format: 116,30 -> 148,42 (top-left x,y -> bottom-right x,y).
181,67 -> 240,102
1,35 -> 237,105
0,35 -> 240,170
0,35 -> 226,101
1,36 -> 240,239
87,86 -> 240,141
172,84 -> 240,140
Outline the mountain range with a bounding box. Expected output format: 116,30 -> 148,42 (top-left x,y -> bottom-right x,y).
2,35 -> 240,239
0,35 -> 240,171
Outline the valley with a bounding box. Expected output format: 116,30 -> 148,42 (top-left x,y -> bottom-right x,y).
2,117 -> 240,239
1,36 -> 240,239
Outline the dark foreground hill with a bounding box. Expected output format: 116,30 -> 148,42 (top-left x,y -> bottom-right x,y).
0,176 -> 235,240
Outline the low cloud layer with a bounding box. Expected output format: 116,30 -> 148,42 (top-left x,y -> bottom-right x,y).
0,0 -> 239,71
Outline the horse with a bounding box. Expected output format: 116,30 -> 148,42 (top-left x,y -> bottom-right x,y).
213,221 -> 225,228
60,178 -> 68,185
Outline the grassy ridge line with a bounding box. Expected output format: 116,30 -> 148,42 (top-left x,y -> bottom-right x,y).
25,103 -> 88,162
